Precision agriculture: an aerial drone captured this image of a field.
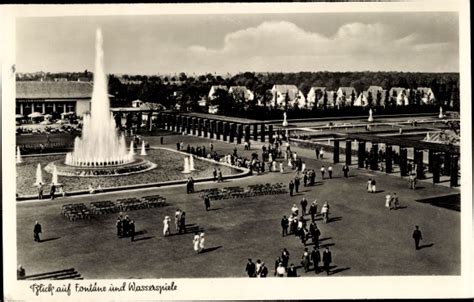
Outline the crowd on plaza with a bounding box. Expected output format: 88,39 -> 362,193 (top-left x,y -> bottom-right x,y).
115,214 -> 136,241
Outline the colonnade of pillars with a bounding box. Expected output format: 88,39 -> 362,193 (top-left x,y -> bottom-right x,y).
332,138 -> 459,187
156,113 -> 276,145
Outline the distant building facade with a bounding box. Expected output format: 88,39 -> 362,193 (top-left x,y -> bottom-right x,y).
271,84 -> 305,109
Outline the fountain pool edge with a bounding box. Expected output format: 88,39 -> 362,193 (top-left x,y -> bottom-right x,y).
16,147 -> 252,201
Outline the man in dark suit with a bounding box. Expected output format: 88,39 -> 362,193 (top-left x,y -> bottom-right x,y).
281,216 -> 289,237
311,247 -> 321,274
287,264 -> 297,277
294,177 -> 300,193
309,201 -> 317,222
412,225 -> 423,250
129,220 -> 135,242
245,259 -> 256,277
50,183 -> 56,200
289,180 -> 294,196
33,221 -> 42,242
342,164 -> 349,178
322,247 -> 332,275
300,197 -> 308,215
204,195 -> 211,211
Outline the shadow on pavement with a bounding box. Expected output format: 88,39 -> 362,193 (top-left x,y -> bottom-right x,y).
416,193 -> 460,211
200,246 -> 222,254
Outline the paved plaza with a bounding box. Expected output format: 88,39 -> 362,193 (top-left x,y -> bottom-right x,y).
16,132 -> 460,278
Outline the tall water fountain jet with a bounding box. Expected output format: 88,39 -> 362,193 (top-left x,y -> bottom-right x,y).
129,141 -> 135,156
16,146 -> 22,164
35,163 -> 43,186
140,140 -> 147,156
65,29 -> 131,167
189,155 -> 196,171
182,157 -> 191,174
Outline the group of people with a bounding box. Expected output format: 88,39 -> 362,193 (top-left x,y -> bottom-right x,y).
36,182 -> 63,200
193,232 -> 206,253
163,209 -> 187,236
384,192 -> 400,210
245,259 -> 270,277
314,147 -> 325,160
300,246 -> 333,275
115,214 -> 136,241
212,168 -> 224,183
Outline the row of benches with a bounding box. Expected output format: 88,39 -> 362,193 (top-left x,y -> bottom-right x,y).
200,183 -> 287,200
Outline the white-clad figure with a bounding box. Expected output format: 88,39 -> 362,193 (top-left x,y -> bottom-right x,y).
293,152 -> 297,161
279,162 -> 284,173
193,233 -> 200,253
199,232 -> 205,253
385,193 -> 392,209
163,216 -> 171,236
321,202 -> 330,224
269,153 -> 273,163
272,161 -> 277,172
288,158 -> 292,167
302,163 -> 306,172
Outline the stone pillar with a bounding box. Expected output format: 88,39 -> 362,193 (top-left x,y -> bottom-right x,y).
63,104 -> 67,113
358,141 -> 366,168
345,139 -> 352,165
428,149 -> 434,173
210,120 -> 215,139
185,117 -> 191,134
223,122 -> 229,141
443,152 -> 451,176
370,143 -> 378,170
415,149 -> 424,179
268,125 -> 274,143
260,123 -> 265,142
42,103 -> 46,114
216,121 -> 222,140
399,147 -> 408,177
229,123 -> 236,143
253,124 -> 258,141
20,103 -> 24,115
196,118 -> 201,136
432,152 -> 441,184
333,140 -> 340,164
192,118 -> 196,135
385,145 -> 393,174
146,112 -> 152,131
202,119 -> 208,138
237,124 -> 243,144
450,154 -> 459,187
245,125 -> 251,143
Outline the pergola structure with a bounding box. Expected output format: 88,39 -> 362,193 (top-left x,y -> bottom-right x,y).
330,132 -> 460,187
154,111 -> 275,145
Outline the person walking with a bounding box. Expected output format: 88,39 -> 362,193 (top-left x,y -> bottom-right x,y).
281,248 -> 290,268
179,212 -> 186,234
342,164 -> 349,178
319,149 -> 324,159
259,262 -> 268,277
289,180 -> 295,197
310,223 -> 321,247
367,178 -> 372,193
309,201 -> 318,222
392,193 -> 399,210
371,179 -> 377,193
276,262 -> 286,277
245,259 -> 256,277
212,168 -> 217,182
163,216 -> 171,236
315,147 -> 320,159
320,166 -> 326,179
385,193 -> 392,210
412,226 -> 423,250
301,248 -> 311,272
33,221 -> 42,242
193,232 -> 200,253
175,209 -> 182,232
294,176 -> 300,193
49,183 -> 56,200
328,165 -> 333,179
204,195 -> 211,211
322,247 -> 332,275
311,247 -> 321,274
198,232 -> 206,253
217,169 -> 223,183
321,202 -> 329,224
160,136 -> 164,144
287,264 -> 297,277
300,197 -> 308,216
303,172 -> 308,187
116,218 -> 122,238
37,183 -> 43,200
279,162 -> 284,173
129,220 -> 135,242
281,216 -> 289,237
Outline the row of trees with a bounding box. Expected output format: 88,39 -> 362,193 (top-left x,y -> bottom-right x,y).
18,71 -> 460,118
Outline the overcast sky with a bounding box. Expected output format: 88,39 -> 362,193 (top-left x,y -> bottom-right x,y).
16,12 -> 459,74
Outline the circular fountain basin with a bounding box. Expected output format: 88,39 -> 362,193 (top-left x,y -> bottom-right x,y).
45,158 -> 157,177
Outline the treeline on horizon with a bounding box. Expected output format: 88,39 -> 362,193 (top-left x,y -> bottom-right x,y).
17,70 -> 460,119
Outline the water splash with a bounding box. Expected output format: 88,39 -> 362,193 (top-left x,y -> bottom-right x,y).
65,29 -> 131,167
35,163 -> 43,186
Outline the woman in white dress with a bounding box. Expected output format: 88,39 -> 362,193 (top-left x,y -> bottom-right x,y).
279,162 -> 284,173
163,216 -> 171,236
321,202 -> 329,224
385,193 -> 392,209
199,232 -> 205,253
193,233 -> 200,253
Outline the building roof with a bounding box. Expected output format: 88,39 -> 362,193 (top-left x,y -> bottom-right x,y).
210,85 -> 228,91
337,87 -> 357,95
272,84 -> 299,93
389,87 -> 410,95
16,81 -> 93,99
